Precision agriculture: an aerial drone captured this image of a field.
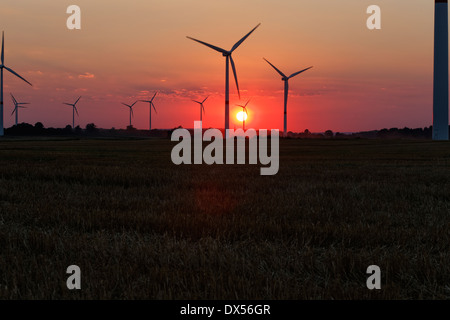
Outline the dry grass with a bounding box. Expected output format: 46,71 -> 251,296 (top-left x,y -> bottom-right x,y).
0,138 -> 449,299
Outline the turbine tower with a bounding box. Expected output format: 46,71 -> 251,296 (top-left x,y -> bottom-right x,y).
187,24 -> 260,138
63,96 -> 81,128
122,101 -> 138,128
236,99 -> 250,131
264,58 -> 312,137
192,96 -> 208,122
433,0 -> 449,140
0,31 -> 32,136
10,94 -> 29,126
140,92 -> 157,131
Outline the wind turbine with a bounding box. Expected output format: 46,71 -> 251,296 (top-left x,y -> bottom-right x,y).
192,96 -> 208,122
10,93 -> 29,126
140,92 -> 157,130
236,99 -> 250,131
0,31 -> 32,136
122,101 -> 138,128
187,23 -> 260,138
263,58 -> 312,137
63,96 -> 81,128
433,0 -> 449,140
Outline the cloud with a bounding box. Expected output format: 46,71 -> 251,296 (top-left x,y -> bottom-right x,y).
78,72 -> 95,79
28,70 -> 43,76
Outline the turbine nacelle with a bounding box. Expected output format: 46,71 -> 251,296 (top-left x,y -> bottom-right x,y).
10,94 -> 30,116
63,96 -> 81,107
139,92 -> 158,114
122,100 -> 137,108
237,99 -> 251,113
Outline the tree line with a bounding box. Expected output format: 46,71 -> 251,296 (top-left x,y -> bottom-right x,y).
3,123 -> 438,139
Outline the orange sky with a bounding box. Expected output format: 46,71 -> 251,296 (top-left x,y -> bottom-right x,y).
0,0 -> 440,132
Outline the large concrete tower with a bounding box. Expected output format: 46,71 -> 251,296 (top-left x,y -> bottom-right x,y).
433,0 -> 449,140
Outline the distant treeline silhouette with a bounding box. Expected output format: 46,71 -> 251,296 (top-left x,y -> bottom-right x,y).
3,123 -> 438,139
4,122 -> 170,138
286,126 -> 433,139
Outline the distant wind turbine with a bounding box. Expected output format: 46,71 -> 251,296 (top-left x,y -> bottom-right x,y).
140,92 -> 157,130
187,23 -> 261,138
122,101 -> 138,128
63,96 -> 81,128
263,58 -> 312,137
192,96 -> 208,122
236,99 -> 250,131
0,31 -> 32,136
10,94 -> 29,126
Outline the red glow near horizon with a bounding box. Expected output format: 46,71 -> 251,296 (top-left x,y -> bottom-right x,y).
0,1 -> 437,133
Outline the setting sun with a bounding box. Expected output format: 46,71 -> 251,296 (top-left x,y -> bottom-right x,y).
237,111 -> 248,122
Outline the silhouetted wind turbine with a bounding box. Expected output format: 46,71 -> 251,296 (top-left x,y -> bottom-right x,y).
0,31 -> 32,136
63,96 -> 81,128
10,94 -> 29,126
122,101 -> 138,128
263,58 -> 312,137
192,96 -> 208,122
236,99 -> 250,131
187,24 -> 260,138
140,92 -> 157,130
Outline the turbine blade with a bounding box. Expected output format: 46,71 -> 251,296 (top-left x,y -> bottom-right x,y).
4,66 -> 32,86
152,102 -> 157,114
150,91 -> 157,102
63,103 -> 73,106
131,100 -> 138,107
10,93 -> 17,105
131,108 -> 134,117
288,66 -> 313,79
122,103 -> 130,107
202,96 -> 209,104
245,99 -> 251,107
11,107 -> 16,116
186,36 -> 227,54
263,58 -> 286,78
1,31 -> 4,65
75,106 -> 79,116
202,104 -> 205,114
231,23 -> 261,52
74,96 -> 81,105
229,55 -> 240,99
192,100 -> 201,104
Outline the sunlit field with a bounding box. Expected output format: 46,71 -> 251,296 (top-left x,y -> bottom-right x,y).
0,137 -> 449,299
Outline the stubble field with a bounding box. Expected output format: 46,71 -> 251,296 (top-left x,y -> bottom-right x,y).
0,137 -> 449,299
